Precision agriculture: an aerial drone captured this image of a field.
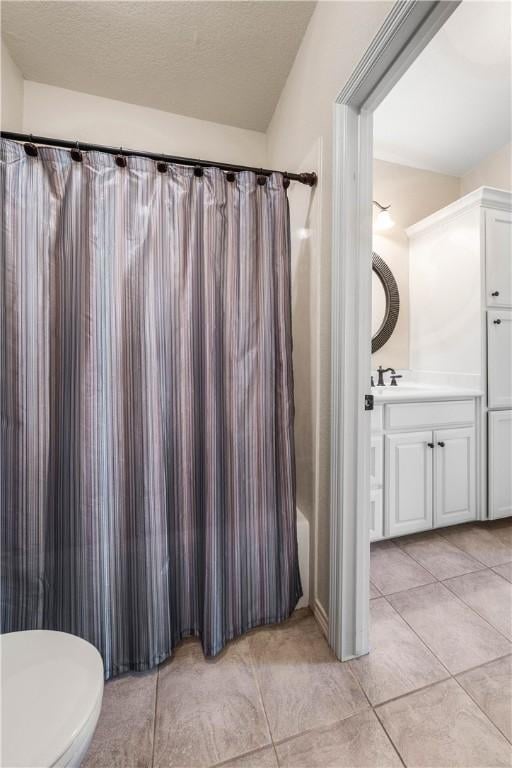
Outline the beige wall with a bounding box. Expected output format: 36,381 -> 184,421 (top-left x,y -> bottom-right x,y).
22,81 -> 267,166
7,3 -> 499,622
372,160 -> 461,370
266,1 -> 393,618
1,42 -> 23,130
460,142 -> 512,195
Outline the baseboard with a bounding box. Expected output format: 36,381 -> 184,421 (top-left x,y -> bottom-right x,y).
313,598 -> 328,638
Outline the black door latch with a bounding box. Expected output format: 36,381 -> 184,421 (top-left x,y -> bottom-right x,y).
364,394 -> 374,411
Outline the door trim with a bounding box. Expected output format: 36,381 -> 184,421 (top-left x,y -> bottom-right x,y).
329,1 -> 461,660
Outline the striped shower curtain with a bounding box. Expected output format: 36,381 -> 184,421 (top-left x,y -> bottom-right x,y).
0,137 -> 301,678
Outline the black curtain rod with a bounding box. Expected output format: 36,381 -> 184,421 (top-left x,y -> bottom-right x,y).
1,131 -> 318,187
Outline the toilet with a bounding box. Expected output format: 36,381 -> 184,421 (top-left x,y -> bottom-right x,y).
1,630 -> 104,768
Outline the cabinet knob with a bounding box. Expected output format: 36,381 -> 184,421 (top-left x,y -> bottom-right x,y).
491,291 -> 500,297
427,442 -> 434,448
438,441 -> 445,447
494,319 -> 502,325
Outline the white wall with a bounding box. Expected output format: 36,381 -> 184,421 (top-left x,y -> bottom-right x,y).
22,81 -> 267,166
1,42 -> 23,130
372,159 -> 461,369
266,0 -> 393,619
460,142 -> 512,195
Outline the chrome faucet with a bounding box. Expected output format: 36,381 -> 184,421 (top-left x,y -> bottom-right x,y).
376,366 -> 402,387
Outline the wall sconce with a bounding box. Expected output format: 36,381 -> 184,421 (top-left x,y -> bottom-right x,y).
373,200 -> 395,231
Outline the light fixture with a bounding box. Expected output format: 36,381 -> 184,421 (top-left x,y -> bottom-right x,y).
373,200 -> 395,231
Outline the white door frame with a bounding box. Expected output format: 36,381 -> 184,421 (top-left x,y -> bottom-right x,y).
329,0 -> 461,660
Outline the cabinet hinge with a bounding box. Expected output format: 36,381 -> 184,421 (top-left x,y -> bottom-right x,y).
365,394 -> 374,411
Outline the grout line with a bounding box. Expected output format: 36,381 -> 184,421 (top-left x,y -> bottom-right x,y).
343,656 -> 407,767
269,707 -> 371,750
151,665 -> 160,768
392,537 -> 485,581
383,580 -> 512,680
381,592 -> 454,677
452,672 -> 512,745
372,706 -> 407,768
245,634 -> 277,753
376,578 -> 438,599
451,651 -> 512,679
372,676 -> 452,709
386,539 -> 444,581
437,564 -> 487,581
434,526 -> 494,566
490,564 -> 512,583
211,744 -> 277,768
440,577 -> 512,645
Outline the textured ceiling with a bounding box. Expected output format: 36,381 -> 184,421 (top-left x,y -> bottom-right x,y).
1,1 -> 316,131
374,1 -> 511,176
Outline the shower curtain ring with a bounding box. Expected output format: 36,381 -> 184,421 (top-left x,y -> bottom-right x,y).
116,147 -> 127,168
71,140 -> 83,162
24,134 -> 38,157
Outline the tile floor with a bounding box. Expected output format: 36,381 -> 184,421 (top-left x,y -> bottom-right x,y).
83,520 -> 512,767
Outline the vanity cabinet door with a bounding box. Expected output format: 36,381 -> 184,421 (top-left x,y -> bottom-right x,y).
486,209 -> 512,307
489,410 -> 512,519
386,432 -> 433,537
487,309 -> 512,409
434,427 -> 476,527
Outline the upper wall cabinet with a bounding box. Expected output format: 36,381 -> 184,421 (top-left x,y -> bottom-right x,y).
407,188 -> 512,378
486,210 -> 512,308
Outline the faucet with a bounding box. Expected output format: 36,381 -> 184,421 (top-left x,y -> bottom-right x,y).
376,366 -> 401,387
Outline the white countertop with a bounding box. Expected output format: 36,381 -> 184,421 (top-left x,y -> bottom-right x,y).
372,383 -> 483,404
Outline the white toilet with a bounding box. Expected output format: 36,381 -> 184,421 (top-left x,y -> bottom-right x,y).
1,630 -> 104,768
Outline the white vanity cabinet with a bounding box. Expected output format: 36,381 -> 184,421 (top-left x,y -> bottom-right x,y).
406,187 -> 512,523
371,397 -> 478,541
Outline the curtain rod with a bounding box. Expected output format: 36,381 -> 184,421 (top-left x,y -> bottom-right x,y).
1,131 -> 318,187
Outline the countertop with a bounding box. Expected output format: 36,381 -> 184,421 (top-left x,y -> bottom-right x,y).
372,383 -> 483,404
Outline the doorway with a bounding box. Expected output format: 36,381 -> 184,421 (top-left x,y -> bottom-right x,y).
328,0 -> 462,660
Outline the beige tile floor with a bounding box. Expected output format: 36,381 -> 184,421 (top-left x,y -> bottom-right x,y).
84,520 -> 512,768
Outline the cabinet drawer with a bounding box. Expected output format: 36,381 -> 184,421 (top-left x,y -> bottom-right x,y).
385,400 -> 474,430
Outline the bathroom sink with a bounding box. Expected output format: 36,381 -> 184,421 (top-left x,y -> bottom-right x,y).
372,383 -> 483,402
373,384 -> 424,396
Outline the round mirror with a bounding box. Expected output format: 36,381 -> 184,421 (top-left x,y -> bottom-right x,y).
372,253 -> 400,353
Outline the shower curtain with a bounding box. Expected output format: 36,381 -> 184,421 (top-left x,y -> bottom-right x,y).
0,137 -> 301,678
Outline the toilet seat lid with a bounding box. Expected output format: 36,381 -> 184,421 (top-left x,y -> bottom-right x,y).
1,630 -> 104,768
